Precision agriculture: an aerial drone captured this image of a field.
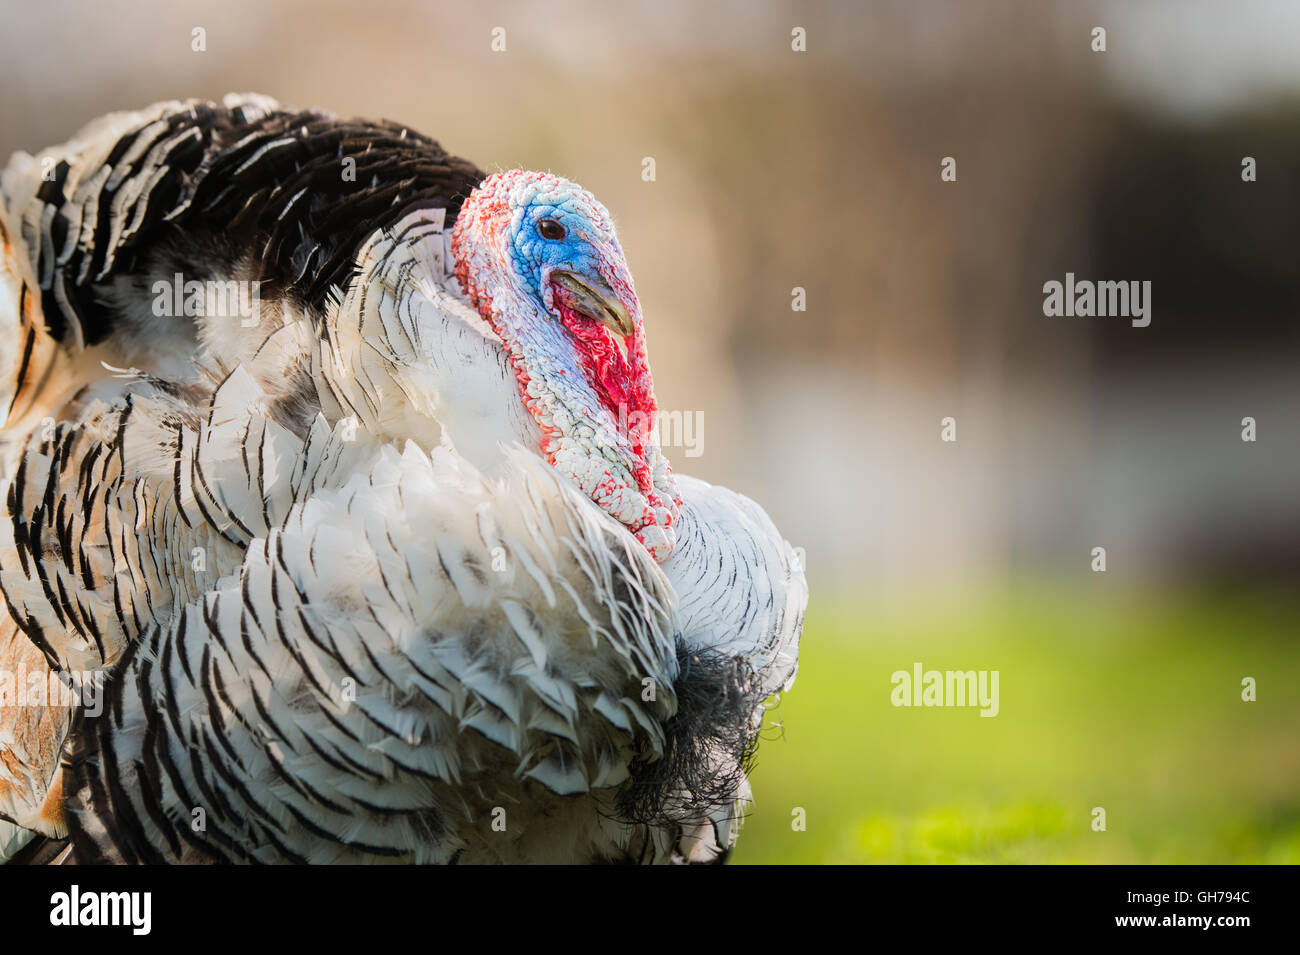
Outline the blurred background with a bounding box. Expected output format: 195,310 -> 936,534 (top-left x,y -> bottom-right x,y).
2,0 -> 1296,863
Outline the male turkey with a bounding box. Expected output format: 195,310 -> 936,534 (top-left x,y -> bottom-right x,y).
0,94 -> 805,864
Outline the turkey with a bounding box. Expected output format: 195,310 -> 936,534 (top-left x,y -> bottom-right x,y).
0,94 -> 805,864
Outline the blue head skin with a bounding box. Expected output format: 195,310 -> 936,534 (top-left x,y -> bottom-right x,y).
451,170 -> 680,560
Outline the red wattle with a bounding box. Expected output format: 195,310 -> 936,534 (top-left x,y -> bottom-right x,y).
555,303 -> 658,493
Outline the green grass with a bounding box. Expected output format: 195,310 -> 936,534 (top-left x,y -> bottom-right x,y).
732,581 -> 1300,864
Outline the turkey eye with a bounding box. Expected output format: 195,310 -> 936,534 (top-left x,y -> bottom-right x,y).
538,219 -> 566,241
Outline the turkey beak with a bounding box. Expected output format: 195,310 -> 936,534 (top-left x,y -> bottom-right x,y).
551,270 -> 634,339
